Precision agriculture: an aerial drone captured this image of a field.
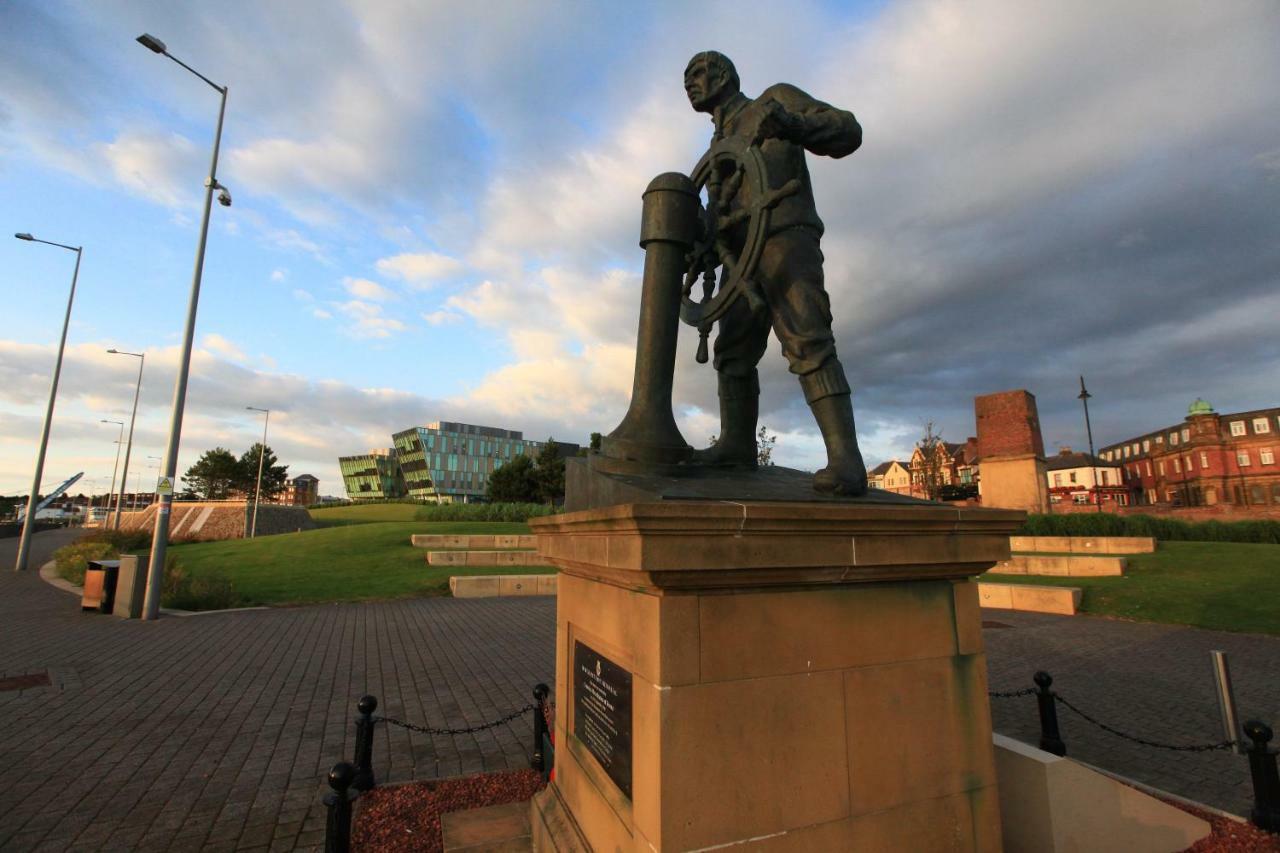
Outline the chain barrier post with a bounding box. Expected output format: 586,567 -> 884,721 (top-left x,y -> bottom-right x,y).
1244,720 -> 1280,833
1034,671 -> 1066,756
532,683 -> 550,772
323,762 -> 356,853
352,695 -> 378,792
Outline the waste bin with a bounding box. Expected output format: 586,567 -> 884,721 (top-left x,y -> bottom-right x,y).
81,559 -> 120,613
112,553 -> 148,619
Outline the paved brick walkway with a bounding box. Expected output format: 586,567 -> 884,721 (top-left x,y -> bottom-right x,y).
984,610 -> 1280,816
2,528 -> 1278,850
0,531 -> 554,852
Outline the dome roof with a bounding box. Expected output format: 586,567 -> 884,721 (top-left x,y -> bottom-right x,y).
1188,398 -> 1214,415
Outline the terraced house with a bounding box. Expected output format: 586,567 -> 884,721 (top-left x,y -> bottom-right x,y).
1099,399 -> 1280,510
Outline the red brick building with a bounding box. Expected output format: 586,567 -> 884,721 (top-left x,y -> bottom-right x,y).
1098,400 -> 1280,509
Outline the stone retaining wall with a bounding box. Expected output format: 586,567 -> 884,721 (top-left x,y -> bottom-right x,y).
1010,536 -> 1154,554
116,501 -> 314,541
449,574 -> 557,598
995,554 -> 1125,577
426,550 -> 551,567
979,582 -> 1081,615
410,534 -> 536,549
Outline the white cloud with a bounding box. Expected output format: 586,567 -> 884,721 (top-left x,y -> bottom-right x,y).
271,269 -> 288,282
333,300 -> 406,339
292,289 -> 314,302
375,252 -> 464,287
311,308 -> 332,320
422,309 -> 462,326
200,333 -> 248,363
342,277 -> 396,302
94,129 -> 203,209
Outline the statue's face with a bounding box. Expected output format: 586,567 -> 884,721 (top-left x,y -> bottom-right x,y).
684,59 -> 727,113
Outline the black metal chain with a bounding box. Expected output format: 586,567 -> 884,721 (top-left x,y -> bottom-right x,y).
376,703 -> 536,737
988,687 -> 1037,699
1052,693 -> 1237,753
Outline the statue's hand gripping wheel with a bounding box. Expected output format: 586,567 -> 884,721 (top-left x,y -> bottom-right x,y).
680,136 -> 801,363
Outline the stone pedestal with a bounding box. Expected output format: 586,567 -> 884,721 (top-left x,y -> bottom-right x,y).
529,500 -> 1024,852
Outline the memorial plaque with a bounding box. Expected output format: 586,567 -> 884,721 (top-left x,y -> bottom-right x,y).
572,640 -> 633,799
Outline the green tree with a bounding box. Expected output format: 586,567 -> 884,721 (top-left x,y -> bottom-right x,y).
535,438 -> 567,504
237,444 -> 289,500
183,447 -> 240,499
487,454 -> 540,503
757,425 -> 777,466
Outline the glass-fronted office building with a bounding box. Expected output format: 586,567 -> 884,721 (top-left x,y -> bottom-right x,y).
340,422 -> 578,503
337,449 -> 407,500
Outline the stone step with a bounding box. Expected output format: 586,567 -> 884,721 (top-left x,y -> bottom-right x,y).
449,575 -> 557,598
442,800 -> 533,851
411,534 -> 537,549
1010,535 -> 1155,554
427,550 -> 550,567
995,554 -> 1124,577
979,582 -> 1082,615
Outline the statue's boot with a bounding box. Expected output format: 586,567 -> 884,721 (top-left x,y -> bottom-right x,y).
694,371 -> 758,467
801,362 -> 868,496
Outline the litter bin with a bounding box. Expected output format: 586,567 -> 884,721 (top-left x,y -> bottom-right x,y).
82,559 -> 120,613
112,553 -> 148,619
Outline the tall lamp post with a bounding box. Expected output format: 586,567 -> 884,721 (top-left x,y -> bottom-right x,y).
13,232 -> 82,571
246,407 -> 270,538
136,33 -> 232,620
101,420 -> 125,519
107,349 -> 145,529
1078,376 -> 1102,513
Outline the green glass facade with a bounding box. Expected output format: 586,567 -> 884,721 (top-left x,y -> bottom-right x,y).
340,422 -> 579,503
338,450 -> 407,500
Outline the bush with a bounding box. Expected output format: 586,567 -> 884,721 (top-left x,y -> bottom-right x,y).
76,528 -> 153,551
414,502 -> 557,523
54,541 -> 118,586
161,556 -> 241,611
1017,513 -> 1280,544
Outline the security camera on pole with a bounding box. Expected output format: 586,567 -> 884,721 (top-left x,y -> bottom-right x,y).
135,33 -> 232,620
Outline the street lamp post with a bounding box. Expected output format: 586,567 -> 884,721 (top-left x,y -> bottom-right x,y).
107,349 -> 145,529
1078,376 -> 1102,513
246,407 -> 270,538
101,420 -> 125,519
13,233 -> 82,571
137,33 -> 232,620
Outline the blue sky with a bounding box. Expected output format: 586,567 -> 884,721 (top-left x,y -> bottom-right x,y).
3,0 -> 1279,499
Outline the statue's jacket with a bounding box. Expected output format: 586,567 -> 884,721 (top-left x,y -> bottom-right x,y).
711,85 -> 861,238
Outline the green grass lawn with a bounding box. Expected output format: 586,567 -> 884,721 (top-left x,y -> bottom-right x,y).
171,520 -> 547,607
986,541 -> 1280,635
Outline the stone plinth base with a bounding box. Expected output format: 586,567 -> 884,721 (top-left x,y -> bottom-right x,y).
530,500 -> 1024,852
979,455 -> 1049,513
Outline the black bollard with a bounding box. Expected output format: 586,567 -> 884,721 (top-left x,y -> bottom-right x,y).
324,762 -> 356,853
1034,671 -> 1066,756
352,695 -> 378,792
532,683 -> 550,772
1244,720 -> 1280,833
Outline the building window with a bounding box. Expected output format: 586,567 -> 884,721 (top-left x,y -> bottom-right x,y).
1251,485 -> 1266,504
1170,432 -> 1179,446
1181,428 -> 1190,442
1156,435 -> 1163,444
1204,486 -> 1217,505
1053,473 -> 1062,486
1101,470 -> 1109,485
1158,461 -> 1165,476
1173,458 -> 1181,474
1254,418 -> 1270,434
1230,421 -> 1246,436
1200,451 -> 1209,469
1142,439 -> 1150,452
1262,448 -> 1275,465
1146,461 -> 1152,477
1069,472 -> 1077,483
1123,446 -> 1131,458
1237,450 -> 1251,467
1185,455 -> 1193,472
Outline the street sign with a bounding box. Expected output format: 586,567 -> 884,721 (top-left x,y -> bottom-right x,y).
155,476 -> 174,496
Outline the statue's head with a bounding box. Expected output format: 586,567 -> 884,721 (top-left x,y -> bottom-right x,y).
684,51 -> 739,114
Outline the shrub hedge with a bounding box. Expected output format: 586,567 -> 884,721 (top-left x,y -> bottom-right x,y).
1017,513 -> 1280,544
413,502 -> 557,523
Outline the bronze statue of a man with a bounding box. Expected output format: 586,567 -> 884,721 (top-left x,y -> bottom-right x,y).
684,51 -> 867,495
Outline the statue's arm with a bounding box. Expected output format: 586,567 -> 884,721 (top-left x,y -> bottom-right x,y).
761,83 -> 862,159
